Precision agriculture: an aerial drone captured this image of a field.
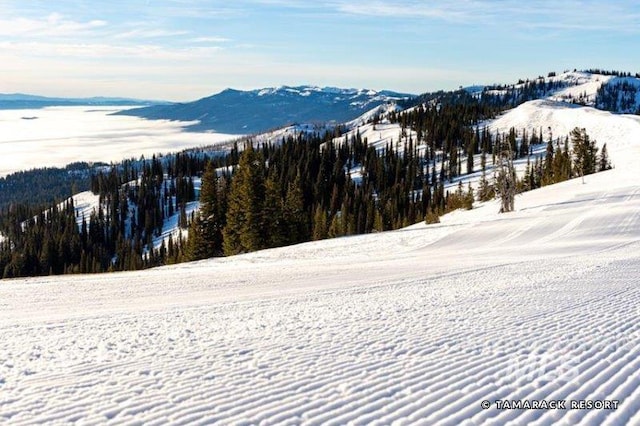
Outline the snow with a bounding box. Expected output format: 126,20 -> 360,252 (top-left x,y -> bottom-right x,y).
0,106 -> 237,177
344,103 -> 402,129
256,86 -> 381,99
548,71 -> 614,105
150,200 -> 199,252
483,71 -> 615,107
19,191 -> 100,233
488,99 -> 640,172
332,110 -> 416,156
252,123 -> 325,146
1,162 -> 639,424
1,92 -> 640,424
599,76 -> 640,113
70,191 -> 101,225
257,88 -> 277,96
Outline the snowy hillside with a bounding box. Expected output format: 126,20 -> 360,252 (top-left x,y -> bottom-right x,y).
547,71 -> 614,105
251,103 -> 404,148
116,86 -> 412,134
482,70 -> 607,103
59,187 -> 199,255
483,70 -> 640,113
1,91 -> 640,424
489,99 -> 640,171
136,93 -> 640,254
596,76 -> 640,114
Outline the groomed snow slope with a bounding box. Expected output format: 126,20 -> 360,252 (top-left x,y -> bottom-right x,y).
1,107 -> 640,425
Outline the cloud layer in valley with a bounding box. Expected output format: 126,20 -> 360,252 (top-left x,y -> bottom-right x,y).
0,107 -> 236,177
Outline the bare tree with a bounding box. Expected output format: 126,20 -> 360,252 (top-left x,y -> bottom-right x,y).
495,138 -> 516,213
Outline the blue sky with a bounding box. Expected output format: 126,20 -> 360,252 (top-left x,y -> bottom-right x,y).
1,0 -> 639,101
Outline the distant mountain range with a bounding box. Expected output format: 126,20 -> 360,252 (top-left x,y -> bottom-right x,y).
114,86 -> 414,134
0,93 -> 165,110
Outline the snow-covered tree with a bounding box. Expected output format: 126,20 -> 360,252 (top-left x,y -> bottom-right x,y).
495,141 -> 516,213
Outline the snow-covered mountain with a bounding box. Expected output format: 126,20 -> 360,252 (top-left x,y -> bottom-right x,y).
3,69 -> 640,424
482,70 -> 640,113
2,89 -> 640,424
98,70 -> 640,255
596,76 -> 640,113
115,85 -> 413,134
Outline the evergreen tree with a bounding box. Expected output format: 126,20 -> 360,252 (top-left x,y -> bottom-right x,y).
178,203 -> 188,229
283,177 -> 309,245
262,174 -> 287,247
465,182 -> 474,210
187,161 -> 224,260
223,143 -> 266,255
328,212 -> 344,238
466,136 -> 475,175
571,127 -> 598,180
477,169 -> 494,202
185,214 -> 205,261
312,205 -> 328,240
598,143 -> 612,171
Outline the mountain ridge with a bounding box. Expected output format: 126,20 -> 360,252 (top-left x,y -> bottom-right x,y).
114,85 -> 414,134
0,93 -> 167,110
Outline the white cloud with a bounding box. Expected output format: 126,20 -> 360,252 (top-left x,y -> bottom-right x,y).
152,3 -> 241,19
0,107 -> 237,177
0,41 -> 223,60
113,28 -> 191,39
331,0 -> 640,32
0,13 -> 107,38
190,36 -> 232,43
334,1 -> 472,22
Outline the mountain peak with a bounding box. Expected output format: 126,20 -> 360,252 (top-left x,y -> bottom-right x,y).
117,85 -> 413,134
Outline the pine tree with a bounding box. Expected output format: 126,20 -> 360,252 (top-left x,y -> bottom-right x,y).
185,161 -> 225,260
223,143 -> 266,256
178,203 -> 188,229
328,213 -> 344,238
477,169 -> 494,202
598,143 -> 612,171
185,214 -> 205,260
571,127 -> 598,180
283,177 -> 309,245
373,209 -> 384,232
465,182 -> 474,210
263,173 -> 287,247
312,205 -> 328,240
466,138 -> 475,175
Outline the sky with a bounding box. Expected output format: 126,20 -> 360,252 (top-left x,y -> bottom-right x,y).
1,0 -> 639,101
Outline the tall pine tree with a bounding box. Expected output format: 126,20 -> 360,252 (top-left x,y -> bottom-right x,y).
223,143 -> 266,256
186,161 -> 224,260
